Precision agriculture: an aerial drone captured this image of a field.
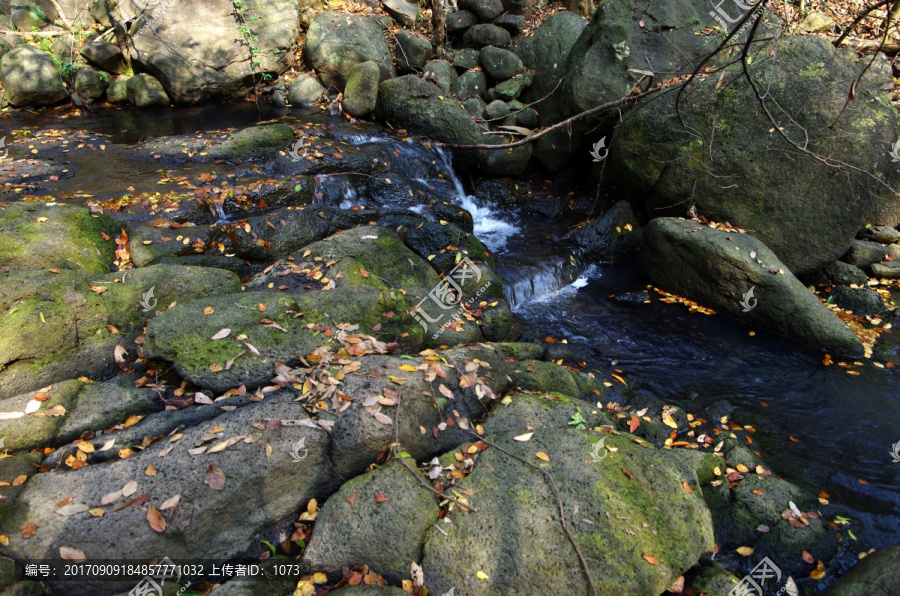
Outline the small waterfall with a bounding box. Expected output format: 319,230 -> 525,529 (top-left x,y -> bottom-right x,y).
313,174 -> 361,209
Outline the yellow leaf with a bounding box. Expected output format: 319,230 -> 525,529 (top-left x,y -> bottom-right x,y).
476,571 -> 490,580
662,412 -> 678,428
88,508 -> 105,517
203,307 -> 215,315
209,364 -> 223,372
399,364 -> 418,372
535,452 -> 550,462
73,440 -> 95,453
145,464 -> 157,476
736,546 -> 755,556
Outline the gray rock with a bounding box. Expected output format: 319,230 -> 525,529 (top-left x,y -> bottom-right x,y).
299,0 -> 327,29
495,13 -> 525,34
79,40 -> 124,74
483,99 -> 509,120
575,201 -> 643,262
89,0 -> 113,26
73,66 -> 108,103
0,46 -> 68,106
0,34 -> 20,59
500,0 -> 531,16
50,33 -> 77,63
382,0 -> 417,27
462,96 -> 486,118
491,72 -> 530,100
422,426 -> 714,595
870,260 -> 900,279
343,61 -> 381,117
395,30 -> 432,72
479,45 -> 523,81
611,35 -> 900,276
451,68 -> 487,98
812,260 -> 869,287
452,47 -> 480,70
826,544 -> 900,596
511,101 -> 538,127
301,462 -> 440,583
890,244 -> 900,259
640,218 -> 863,357
289,74 -> 327,105
463,24 -> 511,50
857,225 -> 900,244
842,239 -> 889,268
800,10 -> 835,33
830,285 -> 886,317
106,75 -> 129,102
0,395 -> 339,596
446,9 -> 477,33
128,0 -> 300,104
477,135 -> 532,176
305,11 -> 394,90
459,0 -> 502,21
424,59 -> 457,93
126,73 -> 170,108
11,2 -> 51,30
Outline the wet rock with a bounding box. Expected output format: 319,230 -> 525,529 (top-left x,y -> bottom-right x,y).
512,11 -> 586,127
0,395 -> 339,596
301,461 -> 440,583
395,31 -> 432,72
451,68 -> 487,99
423,59 -> 457,93
612,35 -> 900,276
289,74 -> 327,106
830,285 -> 886,317
73,66 -> 108,103
825,544 -> 900,596
574,200 -> 643,262
382,0 -> 417,27
857,225 -> 900,244
479,46 -> 523,81
137,123 -> 293,163
126,73 -> 169,108
343,61 -> 381,117
640,218 -> 863,357
459,0 -> 502,20
446,9 -> 477,33
128,0 -> 300,104
0,265 -> 240,399
0,46 -> 68,107
422,426 -> 714,595
463,24 -> 510,50
685,560 -> 740,595
0,202 -> 118,274
305,11 -> 394,90
451,47 -> 480,70
79,40 -> 124,74
842,239 -> 889,268
478,135 -> 532,176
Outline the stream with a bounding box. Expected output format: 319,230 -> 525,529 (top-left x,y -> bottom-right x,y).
2,102 -> 898,588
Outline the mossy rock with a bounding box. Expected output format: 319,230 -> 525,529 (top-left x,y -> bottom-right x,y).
0,265 -> 240,399
422,427 -> 714,594
0,202 -> 119,274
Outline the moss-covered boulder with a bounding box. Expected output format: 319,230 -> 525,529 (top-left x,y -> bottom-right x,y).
422,427 -> 714,594
613,35 -> 900,276
0,202 -> 119,274
143,287 -> 422,393
301,461 -> 440,583
826,544 -> 900,596
0,265 -> 240,399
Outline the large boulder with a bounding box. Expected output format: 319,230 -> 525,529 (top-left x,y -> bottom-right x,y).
826,545 -> 900,596
640,218 -> 864,356
126,73 -> 170,108
127,0 -> 301,104
79,40 -> 125,74
612,35 -> 900,276
343,61 -> 381,117
422,427 -> 714,594
304,11 -> 394,90
0,265 -> 241,399
0,46 -> 68,106
574,200 -> 643,262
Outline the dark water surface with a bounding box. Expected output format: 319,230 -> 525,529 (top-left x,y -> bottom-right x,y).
4,102 -> 898,589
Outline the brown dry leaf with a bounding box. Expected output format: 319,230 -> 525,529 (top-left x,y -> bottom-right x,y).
682,481 -> 693,494
374,491 -> 390,503
622,468 -> 634,480
802,550 -> 814,564
22,522 -> 38,538
535,451 -> 550,462
359,267 -> 369,278
122,480 -> 138,497
668,575 -> 685,594
160,494 -> 181,511
736,463 -> 750,473
642,553 -> 658,565
147,507 -> 166,532
73,440 -> 95,453
59,546 -> 87,561
205,464 -> 225,490
0,535 -> 7,546
12,475 -> 27,487
346,493 -> 358,505
211,328 -> 231,340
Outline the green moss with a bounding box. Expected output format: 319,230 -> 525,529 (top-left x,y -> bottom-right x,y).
800,61 -> 826,78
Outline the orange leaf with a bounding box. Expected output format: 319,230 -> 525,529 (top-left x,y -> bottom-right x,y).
682,481 -> 693,494
801,550 -> 814,564
21,522 -> 38,538
360,267 -> 369,278
535,452 -> 550,462
629,416 -> 639,433
347,493 -> 358,505
642,553 -> 658,565
147,507 -> 166,532
374,491 -> 390,503
622,468 -> 634,480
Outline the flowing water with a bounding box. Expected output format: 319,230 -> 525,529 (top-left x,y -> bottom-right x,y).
4,104 -> 898,587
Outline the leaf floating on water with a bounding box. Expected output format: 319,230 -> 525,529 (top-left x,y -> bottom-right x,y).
662,411 -> 678,428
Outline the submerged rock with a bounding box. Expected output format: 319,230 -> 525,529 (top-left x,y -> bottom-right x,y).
640,218 -> 863,357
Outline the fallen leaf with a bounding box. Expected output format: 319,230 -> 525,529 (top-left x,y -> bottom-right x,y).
346,493 -> 358,505
205,464 -> 225,490
736,546 -> 755,556
513,432 -> 533,442
122,480 -> 138,497
147,507 -> 166,532
211,328 -> 231,340
22,522 -> 38,538
374,491 -> 390,503
682,481 -> 693,494
59,546 -> 87,561
476,571 -> 490,580
145,464 -> 157,476
203,307 -> 215,315
535,451 -> 550,462
802,550 -> 814,564
88,508 -> 105,518
160,494 -> 181,511
642,553 -> 658,565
